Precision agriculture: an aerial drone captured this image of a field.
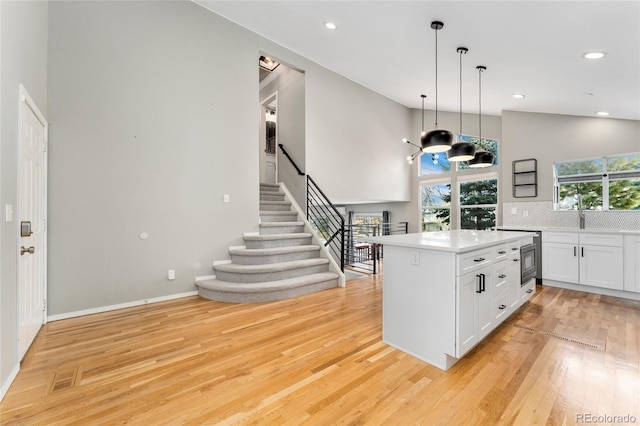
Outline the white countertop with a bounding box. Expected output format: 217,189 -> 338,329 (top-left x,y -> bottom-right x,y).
362,230 -> 534,253
496,225 -> 640,235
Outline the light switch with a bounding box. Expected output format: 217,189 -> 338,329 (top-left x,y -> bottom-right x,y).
511,207 -> 517,215
523,210 -> 529,217
223,194 -> 230,203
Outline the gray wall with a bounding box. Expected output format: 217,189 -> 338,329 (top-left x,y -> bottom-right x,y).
502,110 -> 640,202
1,0 -> 48,399
256,39 -> 412,206
47,1 -> 258,315
46,0 -> 414,318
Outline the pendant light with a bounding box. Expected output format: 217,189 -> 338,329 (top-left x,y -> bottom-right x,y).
468,65 -> 495,168
404,94 -> 428,164
447,47 -> 476,162
421,21 -> 453,153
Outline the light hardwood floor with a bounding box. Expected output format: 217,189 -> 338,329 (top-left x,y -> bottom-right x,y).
1,275 -> 639,425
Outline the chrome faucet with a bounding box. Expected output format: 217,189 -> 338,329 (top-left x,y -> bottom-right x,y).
577,194 -> 586,229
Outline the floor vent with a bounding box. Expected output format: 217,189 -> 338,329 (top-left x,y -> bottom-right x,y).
511,324 -> 605,351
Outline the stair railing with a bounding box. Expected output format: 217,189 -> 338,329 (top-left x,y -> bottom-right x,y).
278,144 -> 345,271
344,222 -> 408,274
277,144 -> 409,275
306,176 -> 345,271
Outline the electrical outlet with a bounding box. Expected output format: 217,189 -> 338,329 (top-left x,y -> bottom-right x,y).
411,251 -> 420,265
511,207 -> 517,215
223,194 -> 230,203
168,269 -> 176,280
523,210 -> 529,217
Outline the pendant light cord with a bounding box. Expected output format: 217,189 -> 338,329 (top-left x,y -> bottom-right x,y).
421,95 -> 425,131
478,67 -> 482,141
435,27 -> 438,127
459,50 -> 463,135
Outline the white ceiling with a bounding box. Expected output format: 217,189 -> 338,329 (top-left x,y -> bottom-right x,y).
196,1 -> 640,121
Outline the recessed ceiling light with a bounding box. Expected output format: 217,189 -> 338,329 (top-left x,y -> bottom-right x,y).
512,93 -> 526,99
595,111 -> 610,116
324,22 -> 337,30
583,52 -> 607,59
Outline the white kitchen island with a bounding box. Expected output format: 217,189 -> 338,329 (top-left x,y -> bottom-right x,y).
363,230 -> 534,371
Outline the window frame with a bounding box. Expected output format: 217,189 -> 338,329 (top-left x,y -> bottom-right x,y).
554,153 -> 640,211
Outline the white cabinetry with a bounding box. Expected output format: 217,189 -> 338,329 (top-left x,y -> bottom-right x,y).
542,231 -> 624,291
624,235 -> 640,293
456,241 -> 525,358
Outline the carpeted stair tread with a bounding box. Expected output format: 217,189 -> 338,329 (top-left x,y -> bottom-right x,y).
197,272 -> 339,293
229,245 -> 320,256
214,258 -> 328,274
244,233 -> 312,241
259,221 -> 304,227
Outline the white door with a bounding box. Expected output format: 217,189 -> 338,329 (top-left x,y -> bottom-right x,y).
18,85 -> 48,360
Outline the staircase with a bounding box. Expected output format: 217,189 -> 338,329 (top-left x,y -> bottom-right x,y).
196,183 -> 341,303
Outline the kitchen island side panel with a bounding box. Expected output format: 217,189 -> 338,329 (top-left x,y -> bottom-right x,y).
382,245 -> 457,369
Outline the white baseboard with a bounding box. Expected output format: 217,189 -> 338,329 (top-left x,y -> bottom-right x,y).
195,274 -> 216,282
47,291 -> 199,322
243,232 -> 259,237
213,260 -> 231,267
0,363 -> 20,402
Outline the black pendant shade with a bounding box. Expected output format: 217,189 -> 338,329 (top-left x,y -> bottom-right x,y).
447,140 -> 476,161
448,46 -> 475,162
421,129 -> 453,153
468,150 -> 495,168
468,65 -> 494,168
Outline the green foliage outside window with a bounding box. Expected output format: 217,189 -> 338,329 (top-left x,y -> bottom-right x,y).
556,154 -> 640,210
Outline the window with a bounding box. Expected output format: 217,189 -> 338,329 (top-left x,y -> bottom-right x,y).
554,153 -> 640,211
420,181 -> 451,231
459,176 -> 498,230
420,152 -> 451,175
418,135 -> 500,230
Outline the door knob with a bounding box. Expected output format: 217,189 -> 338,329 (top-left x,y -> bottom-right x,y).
20,246 -> 35,255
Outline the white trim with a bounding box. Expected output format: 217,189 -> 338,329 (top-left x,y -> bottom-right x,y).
213,260 -> 231,267
46,291 -> 199,322
0,363 -> 20,402
195,275 -> 216,282
228,245 -> 246,251
243,232 -> 259,237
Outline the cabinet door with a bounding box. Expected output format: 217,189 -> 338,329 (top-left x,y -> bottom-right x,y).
579,245 -> 623,290
624,236 -> 640,293
542,242 -> 579,283
477,270 -> 493,340
456,273 -> 479,358
507,258 -> 521,310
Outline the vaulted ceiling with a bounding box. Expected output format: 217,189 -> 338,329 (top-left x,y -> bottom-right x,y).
196,1 -> 640,121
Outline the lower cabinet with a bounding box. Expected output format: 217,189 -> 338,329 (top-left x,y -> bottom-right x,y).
624,235 -> 640,293
456,268 -> 492,358
542,231 -> 624,291
456,245 -> 527,358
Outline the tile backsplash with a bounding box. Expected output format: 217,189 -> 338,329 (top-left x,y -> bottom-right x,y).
502,201 -> 640,230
